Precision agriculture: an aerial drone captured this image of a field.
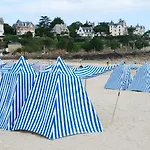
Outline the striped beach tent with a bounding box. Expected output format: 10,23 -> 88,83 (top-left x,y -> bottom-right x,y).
44,64 -> 54,71
104,63 -> 132,90
128,62 -> 150,92
0,56 -> 37,130
72,64 -> 117,79
14,57 -> 103,140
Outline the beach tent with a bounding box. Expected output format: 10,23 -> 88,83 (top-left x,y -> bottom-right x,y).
44,64 -> 54,71
0,66 -> 12,81
72,64 -> 117,79
128,62 -> 150,92
104,63 -> 132,90
14,57 -> 103,140
0,56 -> 37,130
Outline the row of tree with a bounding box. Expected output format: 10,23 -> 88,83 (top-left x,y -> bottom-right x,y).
2,16 -> 150,54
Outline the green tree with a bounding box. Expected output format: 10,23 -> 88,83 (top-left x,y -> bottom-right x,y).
93,23 -> 109,35
81,41 -> 92,51
41,37 -> 56,50
68,21 -> 83,38
90,37 -> 104,51
143,30 -> 150,40
57,37 -> 69,49
50,17 -> 64,29
4,23 -> 15,35
127,27 -> 136,35
110,40 -> 120,49
23,31 -> 33,38
36,16 -> 51,37
3,35 -> 19,45
66,39 -> 75,52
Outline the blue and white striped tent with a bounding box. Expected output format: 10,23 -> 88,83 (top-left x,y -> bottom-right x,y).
14,57 -> 103,140
128,62 -> 150,92
0,56 -> 37,130
44,64 -> 54,71
104,63 -> 132,90
0,63 -> 13,81
72,64 -> 117,79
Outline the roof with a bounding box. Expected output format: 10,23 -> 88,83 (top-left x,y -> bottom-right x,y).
15,20 -> 34,27
109,19 -> 126,26
52,24 -> 69,34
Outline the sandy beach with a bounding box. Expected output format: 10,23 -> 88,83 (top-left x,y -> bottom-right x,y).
1,59 -> 150,150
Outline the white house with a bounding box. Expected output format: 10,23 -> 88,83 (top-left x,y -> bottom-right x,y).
0,18 -> 4,38
51,24 -> 69,36
13,20 -> 35,37
133,24 -> 145,35
109,19 -> 128,36
76,26 -> 94,38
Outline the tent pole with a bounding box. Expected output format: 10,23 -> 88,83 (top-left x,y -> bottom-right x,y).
111,90 -> 121,123
85,79 -> 87,89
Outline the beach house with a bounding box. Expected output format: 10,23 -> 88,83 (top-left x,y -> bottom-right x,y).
133,24 -> 145,35
109,19 -> 128,36
13,20 -> 35,37
51,23 -> 69,36
76,26 -> 94,38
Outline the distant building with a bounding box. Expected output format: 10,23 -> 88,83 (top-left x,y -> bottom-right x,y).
13,20 -> 35,37
0,17 -> 4,40
85,20 -> 95,27
51,24 -> 69,36
133,24 -> 145,35
76,26 -> 94,38
109,19 -> 128,36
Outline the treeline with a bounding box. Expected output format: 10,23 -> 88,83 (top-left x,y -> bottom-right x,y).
2,16 -> 150,53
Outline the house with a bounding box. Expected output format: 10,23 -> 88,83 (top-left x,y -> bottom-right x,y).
133,24 -> 145,35
0,18 -> 4,39
76,26 -> 94,38
51,24 -> 69,36
109,19 -> 128,36
13,20 -> 35,37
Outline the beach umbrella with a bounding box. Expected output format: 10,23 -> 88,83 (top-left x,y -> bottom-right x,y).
104,62 -> 132,122
104,63 -> 132,90
72,64 -> 117,79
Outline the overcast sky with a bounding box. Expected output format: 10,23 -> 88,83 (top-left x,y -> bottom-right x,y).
1,0 -> 149,30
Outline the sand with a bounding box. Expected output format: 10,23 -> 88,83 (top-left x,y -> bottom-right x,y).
1,60 -> 150,150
